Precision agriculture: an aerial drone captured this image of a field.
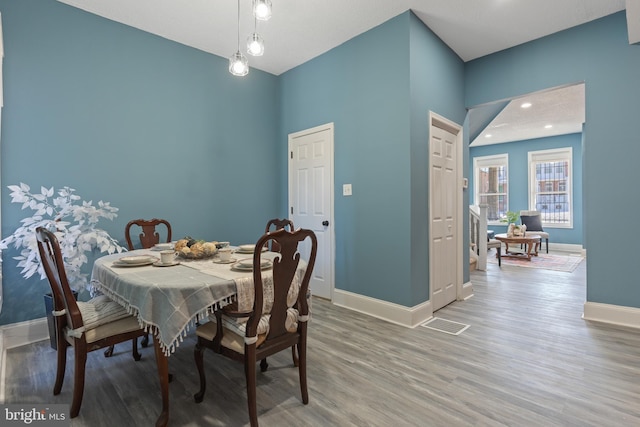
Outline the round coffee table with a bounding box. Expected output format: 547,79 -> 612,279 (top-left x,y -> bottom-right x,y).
494,233 -> 541,260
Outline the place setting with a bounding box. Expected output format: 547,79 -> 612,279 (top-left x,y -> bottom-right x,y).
212,246 -> 237,264
112,254 -> 158,268
231,258 -> 273,272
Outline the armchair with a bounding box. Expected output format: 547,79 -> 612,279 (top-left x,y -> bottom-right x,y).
519,210 -> 549,253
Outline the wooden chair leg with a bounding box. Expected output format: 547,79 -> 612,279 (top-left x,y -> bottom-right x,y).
245,348 -> 259,427
298,339 -> 309,404
104,345 -> 114,357
292,345 -> 299,367
70,346 -> 87,418
141,333 -> 149,347
260,358 -> 269,372
193,341 -> 206,403
497,247 -> 501,267
545,238 -> 549,253
132,338 -> 142,361
53,338 -> 67,395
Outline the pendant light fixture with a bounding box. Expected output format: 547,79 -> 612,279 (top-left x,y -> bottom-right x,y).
247,18 -> 265,56
252,0 -> 272,21
229,0 -> 249,76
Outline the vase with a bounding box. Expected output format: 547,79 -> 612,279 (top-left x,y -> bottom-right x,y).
44,291 -> 78,350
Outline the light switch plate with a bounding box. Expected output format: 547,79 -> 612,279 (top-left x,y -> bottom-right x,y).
343,184 -> 352,196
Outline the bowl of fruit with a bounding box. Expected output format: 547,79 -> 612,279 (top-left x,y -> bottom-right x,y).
174,237 -> 218,259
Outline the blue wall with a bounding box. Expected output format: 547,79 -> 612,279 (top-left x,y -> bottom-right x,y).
280,11 -> 465,306
2,3 -> 636,324
469,133 -> 583,245
0,0 -> 281,324
465,12 -> 640,308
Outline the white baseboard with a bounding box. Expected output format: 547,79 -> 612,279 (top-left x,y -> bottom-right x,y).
1,317 -> 49,350
461,280 -> 474,300
333,289 -> 433,328
0,317 -> 49,403
549,242 -> 585,256
583,302 -> 640,329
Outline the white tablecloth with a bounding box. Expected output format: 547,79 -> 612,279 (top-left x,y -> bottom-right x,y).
90,249 -> 279,355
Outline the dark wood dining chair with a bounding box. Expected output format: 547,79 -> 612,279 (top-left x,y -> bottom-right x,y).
193,228 -> 317,427
264,218 -> 294,252
264,218 -> 301,365
35,227 -> 145,419
125,218 -> 172,250
105,218 -> 172,357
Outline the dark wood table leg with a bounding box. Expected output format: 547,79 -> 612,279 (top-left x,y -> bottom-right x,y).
153,335 -> 170,427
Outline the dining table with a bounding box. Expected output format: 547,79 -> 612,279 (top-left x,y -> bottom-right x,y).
89,246 -> 282,427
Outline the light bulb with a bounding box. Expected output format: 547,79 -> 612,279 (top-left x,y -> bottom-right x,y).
247,33 -> 264,56
229,51 -> 249,76
253,0 -> 272,21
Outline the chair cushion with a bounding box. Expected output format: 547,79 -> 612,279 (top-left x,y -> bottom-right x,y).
196,321 -> 267,354
487,239 -> 501,249
521,214 -> 543,231
207,307 -> 300,338
76,295 -> 132,330
68,316 -> 142,344
64,295 -> 138,343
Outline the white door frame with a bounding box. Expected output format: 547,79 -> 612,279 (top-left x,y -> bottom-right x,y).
428,111 -> 464,304
288,122 -> 335,301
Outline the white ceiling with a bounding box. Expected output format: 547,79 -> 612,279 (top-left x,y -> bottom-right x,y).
470,83 -> 586,146
56,0 -> 624,143
58,0 -> 626,76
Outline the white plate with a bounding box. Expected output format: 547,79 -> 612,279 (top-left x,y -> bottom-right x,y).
153,261 -> 180,267
212,257 -> 237,264
235,245 -> 268,254
118,255 -> 155,264
113,258 -> 156,267
152,243 -> 174,251
237,258 -> 271,267
231,259 -> 272,271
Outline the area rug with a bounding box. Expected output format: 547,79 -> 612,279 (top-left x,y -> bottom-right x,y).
487,252 -> 584,272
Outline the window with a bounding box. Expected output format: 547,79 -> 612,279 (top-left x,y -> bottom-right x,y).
528,148 -> 572,227
474,154 -> 508,223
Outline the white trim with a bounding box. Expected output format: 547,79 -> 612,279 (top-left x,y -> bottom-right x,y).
528,147 -> 573,228
333,289 -> 432,328
473,153 -> 509,223
583,302 -> 640,329
461,280 -> 474,301
288,122 -> 335,301
428,111 -> 466,307
1,317 -> 49,350
0,317 -> 49,403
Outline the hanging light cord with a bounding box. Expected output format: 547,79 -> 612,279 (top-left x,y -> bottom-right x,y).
236,0 -> 240,51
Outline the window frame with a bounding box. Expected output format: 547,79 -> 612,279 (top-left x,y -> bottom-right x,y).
528,147 -> 573,228
473,153 -> 509,226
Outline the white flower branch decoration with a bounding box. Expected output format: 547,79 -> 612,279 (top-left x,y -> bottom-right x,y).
0,183 -> 126,289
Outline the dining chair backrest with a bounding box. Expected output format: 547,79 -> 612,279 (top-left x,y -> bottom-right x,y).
264,218 -> 294,252
36,227 -> 84,332
193,227 -> 317,426
36,227 -> 145,419
250,227 -> 316,342
125,218 -> 172,250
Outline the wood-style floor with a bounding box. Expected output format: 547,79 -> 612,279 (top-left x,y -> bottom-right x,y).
4,253 -> 640,426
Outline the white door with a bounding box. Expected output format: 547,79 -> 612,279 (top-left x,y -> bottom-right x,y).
289,123 -> 334,300
429,114 -> 461,311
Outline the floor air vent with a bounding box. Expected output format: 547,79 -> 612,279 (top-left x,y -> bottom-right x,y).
421,317 -> 470,335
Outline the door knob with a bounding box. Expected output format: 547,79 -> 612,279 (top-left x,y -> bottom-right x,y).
322,220 -> 329,226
